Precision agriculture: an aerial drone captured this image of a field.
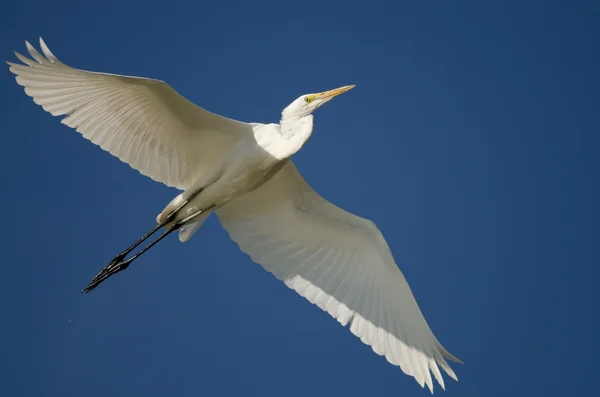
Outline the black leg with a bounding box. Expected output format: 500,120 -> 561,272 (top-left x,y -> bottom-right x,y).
81,200 -> 215,294
112,221 -> 166,261
82,224 -> 179,293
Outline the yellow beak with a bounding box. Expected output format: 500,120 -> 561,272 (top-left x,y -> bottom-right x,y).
314,85 -> 355,101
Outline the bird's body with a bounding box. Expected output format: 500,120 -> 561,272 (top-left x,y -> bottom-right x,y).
158,124 -> 284,228
157,118 -> 312,234
9,39 -> 461,393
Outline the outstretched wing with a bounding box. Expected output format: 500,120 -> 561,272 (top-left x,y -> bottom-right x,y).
217,162 -> 461,392
8,38 -> 252,190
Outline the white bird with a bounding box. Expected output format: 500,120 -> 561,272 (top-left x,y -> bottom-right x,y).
8,38 -> 461,392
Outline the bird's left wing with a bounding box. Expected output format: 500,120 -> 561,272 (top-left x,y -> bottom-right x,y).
8,38 -> 253,190
216,162 -> 461,392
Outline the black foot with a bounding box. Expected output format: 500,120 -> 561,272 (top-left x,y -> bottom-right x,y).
80,213 -> 194,294
82,252 -> 131,293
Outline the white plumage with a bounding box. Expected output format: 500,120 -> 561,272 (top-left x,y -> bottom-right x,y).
8,38 -> 461,393
218,162 -> 461,391
9,39 -> 250,190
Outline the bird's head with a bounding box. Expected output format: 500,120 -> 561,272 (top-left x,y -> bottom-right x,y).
282,85 -> 355,119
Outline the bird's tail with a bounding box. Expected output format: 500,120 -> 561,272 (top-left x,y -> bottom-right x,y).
178,210 -> 212,242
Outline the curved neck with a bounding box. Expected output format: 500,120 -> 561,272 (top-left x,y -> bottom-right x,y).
278,114 -> 314,157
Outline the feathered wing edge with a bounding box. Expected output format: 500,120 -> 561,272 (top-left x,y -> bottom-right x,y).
217,163 -> 462,393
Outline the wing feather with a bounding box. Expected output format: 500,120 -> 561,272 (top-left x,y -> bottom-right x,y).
217,162 -> 461,392
8,38 -> 253,189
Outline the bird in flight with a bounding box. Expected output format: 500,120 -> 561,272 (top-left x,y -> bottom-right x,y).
8,38 -> 461,392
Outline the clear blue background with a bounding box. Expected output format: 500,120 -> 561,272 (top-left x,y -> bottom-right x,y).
1,1 -> 598,396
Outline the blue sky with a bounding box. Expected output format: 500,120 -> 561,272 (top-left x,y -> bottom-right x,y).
1,1 -> 598,396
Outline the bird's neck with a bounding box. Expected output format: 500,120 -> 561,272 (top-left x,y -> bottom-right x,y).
277,114 -> 314,157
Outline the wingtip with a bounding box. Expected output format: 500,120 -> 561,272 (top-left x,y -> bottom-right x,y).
38,37 -> 61,64
438,343 -> 463,364
445,352 -> 464,365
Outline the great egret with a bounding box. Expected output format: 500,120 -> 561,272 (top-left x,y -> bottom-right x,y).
8,38 -> 461,392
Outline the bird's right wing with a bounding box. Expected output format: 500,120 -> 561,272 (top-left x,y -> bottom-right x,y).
8,38 -> 252,190
217,162 -> 460,392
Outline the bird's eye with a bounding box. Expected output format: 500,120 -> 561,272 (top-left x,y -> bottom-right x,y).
304,96 -> 312,103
